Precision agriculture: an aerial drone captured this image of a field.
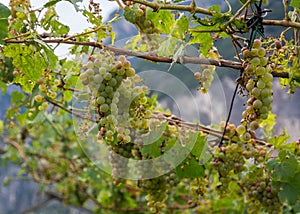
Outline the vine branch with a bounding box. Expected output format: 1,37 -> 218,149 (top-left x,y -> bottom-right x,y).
3,38 -> 289,78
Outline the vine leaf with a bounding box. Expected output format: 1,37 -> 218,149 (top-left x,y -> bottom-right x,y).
3,41 -> 57,93
175,157 -> 205,178
290,0 -> 300,8
189,32 -> 213,56
267,151 -> 300,204
0,3 -> 11,44
146,8 -> 174,34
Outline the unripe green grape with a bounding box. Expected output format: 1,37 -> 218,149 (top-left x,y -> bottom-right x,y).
260,88 -> 271,98
94,74 -> 103,83
100,104 -> 109,112
262,96 -> 273,105
125,67 -> 135,77
117,68 -> 125,76
251,57 -> 260,67
86,68 -> 94,76
123,60 -> 131,69
132,74 -> 141,83
257,80 -> 266,89
260,106 -> 268,114
124,135 -> 131,143
257,48 -> 266,57
245,64 -> 254,74
85,61 -> 94,69
262,73 -> 273,82
203,68 -> 212,76
253,99 -> 262,109
53,79 -> 60,86
240,132 -> 251,142
79,72 -> 88,80
105,86 -> 114,94
252,39 -> 262,49
236,124 -> 246,135
104,72 -> 112,80
42,102 -> 48,109
96,96 -> 105,104
251,87 -> 261,98
260,57 -> 268,66
108,78 -> 117,87
94,59 -> 101,67
34,94 -> 43,103
256,66 -> 266,76
99,67 -> 107,75
251,48 -> 259,56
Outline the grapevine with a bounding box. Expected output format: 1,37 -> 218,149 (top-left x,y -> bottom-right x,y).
1,1 -> 300,214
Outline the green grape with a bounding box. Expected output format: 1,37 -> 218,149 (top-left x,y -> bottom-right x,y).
100,103 -> 109,112
34,94 -> 43,103
236,124 -> 246,135
253,99 -> 262,109
245,64 -> 254,74
257,80 -> 266,89
96,96 -> 105,104
125,67 -> 135,77
257,48 -> 266,57
252,39 -> 262,49
99,67 -> 106,75
260,57 -> 268,66
251,48 -> 259,57
251,87 -> 261,98
94,74 -> 103,83
262,73 -> 273,82
104,72 -> 112,80
256,66 -> 266,76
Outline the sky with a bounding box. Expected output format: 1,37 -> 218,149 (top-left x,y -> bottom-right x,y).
1,0 -> 118,56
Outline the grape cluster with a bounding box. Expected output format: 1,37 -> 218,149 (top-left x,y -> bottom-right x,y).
194,49 -> 219,94
34,69 -> 61,111
238,39 -> 274,141
211,142 -> 246,192
109,143 -> 133,184
244,178 -> 281,213
124,4 -> 160,35
80,52 -> 137,143
138,171 -> 180,214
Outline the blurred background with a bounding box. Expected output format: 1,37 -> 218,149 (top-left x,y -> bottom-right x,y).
0,0 -> 299,213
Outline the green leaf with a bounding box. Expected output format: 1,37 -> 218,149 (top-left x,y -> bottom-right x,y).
191,134 -> 206,157
11,91 -> 25,104
273,173 -> 300,205
175,157 -> 205,178
141,136 -> 164,158
209,5 -> 221,13
146,8 -> 175,34
33,39 -> 58,69
3,44 -> 46,92
189,32 -> 213,56
171,14 -> 189,39
291,0 -> 300,8
0,3 -> 11,44
267,151 -> 298,181
260,112 -> 276,137
44,0 -> 61,7
268,129 -> 290,149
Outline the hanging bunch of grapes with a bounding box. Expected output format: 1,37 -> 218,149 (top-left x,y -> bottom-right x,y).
236,39 -> 274,141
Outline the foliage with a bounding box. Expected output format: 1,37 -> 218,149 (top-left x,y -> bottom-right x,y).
0,0 -> 300,213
